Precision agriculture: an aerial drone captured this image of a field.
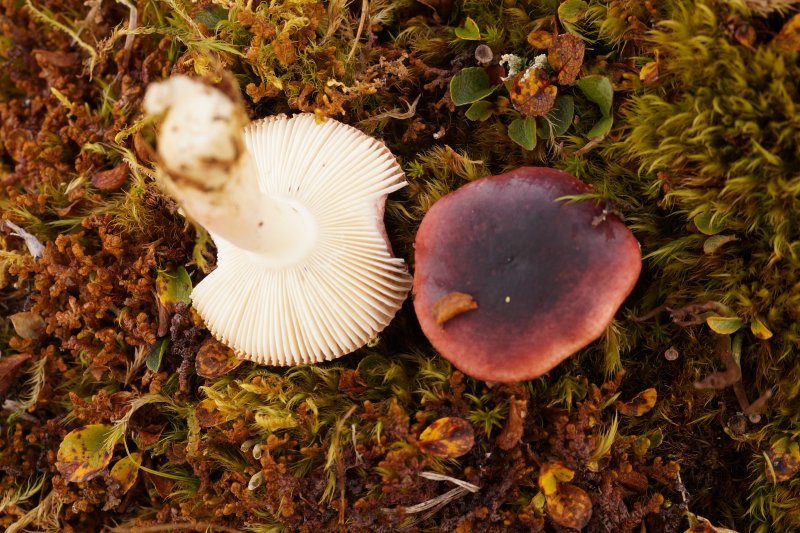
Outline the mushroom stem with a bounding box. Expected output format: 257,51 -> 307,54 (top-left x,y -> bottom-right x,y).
144,76 -> 317,266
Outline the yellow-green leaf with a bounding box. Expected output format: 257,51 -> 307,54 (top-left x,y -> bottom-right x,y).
750,318 -> 773,340
538,462 -> 575,496
57,424 -> 115,483
706,316 -> 744,334
418,417 -> 475,458
156,267 -> 192,306
110,452 -> 142,493
693,211 -> 725,235
454,17 -> 480,40
616,388 -> 657,417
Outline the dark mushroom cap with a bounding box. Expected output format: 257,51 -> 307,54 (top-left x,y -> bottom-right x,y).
413,167 -> 641,382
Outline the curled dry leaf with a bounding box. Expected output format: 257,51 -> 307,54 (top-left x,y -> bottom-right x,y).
432,291 -> 478,327
195,337 -> 242,378
496,396 -> 527,450
546,484 -> 593,530
109,452 -> 142,494
616,388 -> 657,417
547,33 -> 585,85
418,417 -> 475,458
639,61 -> 659,85
510,68 -> 558,117
56,424 -> 115,483
10,311 -> 46,340
91,162 -> 129,190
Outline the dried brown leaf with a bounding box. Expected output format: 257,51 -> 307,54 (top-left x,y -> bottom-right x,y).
548,33 -> 585,85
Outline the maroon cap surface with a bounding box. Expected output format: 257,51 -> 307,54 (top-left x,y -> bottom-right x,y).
413,167 -> 641,382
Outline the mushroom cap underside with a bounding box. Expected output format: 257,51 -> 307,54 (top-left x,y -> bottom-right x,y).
413,167 -> 642,382
191,113 -> 412,366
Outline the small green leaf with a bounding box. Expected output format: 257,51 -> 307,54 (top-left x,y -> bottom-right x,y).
706,316 -> 744,334
146,338 -> 170,373
576,75 -> 613,117
465,100 -> 494,121
693,211 -> 726,235
508,117 -> 537,150
558,0 -> 589,24
454,17 -> 481,40
156,267 -> 192,306
586,115 -> 613,138
450,67 -> 497,106
537,94 -> 574,139
57,424 -> 115,483
750,318 -> 773,340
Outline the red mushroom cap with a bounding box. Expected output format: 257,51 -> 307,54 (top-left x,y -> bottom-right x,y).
413,167 -> 641,382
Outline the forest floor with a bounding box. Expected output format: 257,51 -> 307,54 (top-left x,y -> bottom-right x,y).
1,1 -> 800,532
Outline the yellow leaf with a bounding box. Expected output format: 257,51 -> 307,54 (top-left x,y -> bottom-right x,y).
418,417 -> 475,458
527,30 -> 554,49
616,388 -> 657,417
56,424 -> 115,483
110,452 -> 142,494
639,61 -> 659,85
537,462 -> 575,496
750,318 -> 773,340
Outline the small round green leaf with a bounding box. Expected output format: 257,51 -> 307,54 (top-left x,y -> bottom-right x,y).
693,211 -> 726,235
586,115 -> 613,139
465,100 -> 494,121
450,67 -> 497,106
576,75 -> 613,117
558,0 -> 589,24
508,117 -> 537,150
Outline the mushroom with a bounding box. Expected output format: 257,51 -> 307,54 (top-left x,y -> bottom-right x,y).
143,76 -> 412,365
412,167 -> 641,382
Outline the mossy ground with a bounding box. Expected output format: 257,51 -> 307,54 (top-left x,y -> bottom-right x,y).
1,0 -> 799,531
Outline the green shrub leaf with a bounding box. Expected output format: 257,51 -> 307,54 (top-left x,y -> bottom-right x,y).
558,0 -> 588,24
576,75 -> 613,117
508,117 -> 537,150
538,95 -> 574,139
450,67 -> 497,106
465,100 -> 494,121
